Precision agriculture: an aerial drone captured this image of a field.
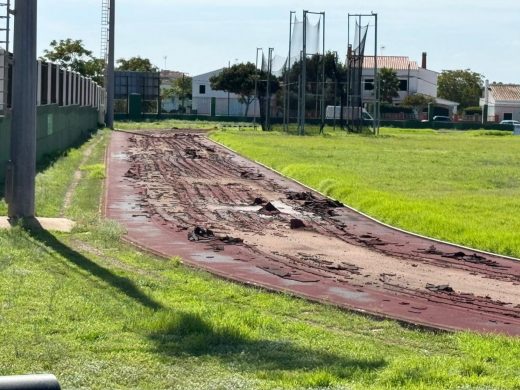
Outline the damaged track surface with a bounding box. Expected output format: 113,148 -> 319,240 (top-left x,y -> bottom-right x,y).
105,131 -> 520,336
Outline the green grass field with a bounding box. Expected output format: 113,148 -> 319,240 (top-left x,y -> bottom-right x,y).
0,126 -> 519,389
212,126 -> 520,258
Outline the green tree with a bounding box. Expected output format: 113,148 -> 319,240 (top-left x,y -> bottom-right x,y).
163,75 -> 193,112
116,56 -> 158,72
41,39 -> 104,85
438,69 -> 483,109
402,93 -> 436,119
286,51 -> 348,118
209,62 -> 258,117
285,52 -> 350,130
379,67 -> 400,104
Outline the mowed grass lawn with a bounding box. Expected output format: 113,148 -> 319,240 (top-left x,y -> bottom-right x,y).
212,127 -> 520,258
0,126 -> 519,389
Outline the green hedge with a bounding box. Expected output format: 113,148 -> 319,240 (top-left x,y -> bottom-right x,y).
380,104 -> 414,114
379,119 -> 511,131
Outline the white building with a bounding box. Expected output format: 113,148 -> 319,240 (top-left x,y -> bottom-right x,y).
480,84 -> 520,122
191,68 -> 259,117
362,53 -> 438,104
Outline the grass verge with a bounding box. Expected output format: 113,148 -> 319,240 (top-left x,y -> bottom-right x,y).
0,126 -> 519,389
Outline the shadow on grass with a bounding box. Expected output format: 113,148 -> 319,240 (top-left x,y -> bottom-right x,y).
28,226 -> 162,311
148,311 -> 386,377
1,130 -> 98,205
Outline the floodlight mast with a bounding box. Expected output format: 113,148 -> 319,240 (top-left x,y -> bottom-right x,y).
105,0 -> 115,129
7,0 -> 38,220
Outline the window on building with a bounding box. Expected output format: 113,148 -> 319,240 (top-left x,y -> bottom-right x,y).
199,84 -> 206,94
399,80 -> 408,91
504,113 -> 513,120
364,79 -> 374,91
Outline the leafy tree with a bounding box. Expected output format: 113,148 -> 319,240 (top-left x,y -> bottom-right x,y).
163,75 -> 193,111
402,93 -> 435,119
41,39 -> 104,85
285,52 -> 350,129
438,69 -> 483,109
116,56 -> 158,72
378,67 -> 400,104
209,62 -> 280,130
210,62 -> 259,117
286,52 -> 348,115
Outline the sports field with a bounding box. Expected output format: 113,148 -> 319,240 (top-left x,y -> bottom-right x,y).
212,127 -> 520,258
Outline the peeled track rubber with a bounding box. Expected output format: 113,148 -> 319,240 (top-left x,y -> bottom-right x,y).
105,130 -> 520,336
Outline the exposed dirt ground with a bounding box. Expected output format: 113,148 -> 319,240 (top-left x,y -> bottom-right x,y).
106,130 -> 520,335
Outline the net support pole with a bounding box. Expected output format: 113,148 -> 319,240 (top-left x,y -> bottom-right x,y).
265,48 -> 273,131
297,50 -> 301,131
345,14 -> 350,130
300,10 -> 307,135
320,12 -> 326,132
285,11 -> 294,132
253,47 -> 261,130
373,12 -> 379,135
8,0 -> 37,220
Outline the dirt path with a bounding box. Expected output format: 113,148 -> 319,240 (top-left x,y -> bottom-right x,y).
105,130 -> 520,335
61,136 -> 102,216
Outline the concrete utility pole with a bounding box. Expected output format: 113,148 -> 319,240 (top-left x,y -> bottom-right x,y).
8,0 -> 38,220
105,0 -> 115,129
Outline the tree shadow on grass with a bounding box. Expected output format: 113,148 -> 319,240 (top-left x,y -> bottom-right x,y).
148,311 -> 386,379
27,226 -> 162,311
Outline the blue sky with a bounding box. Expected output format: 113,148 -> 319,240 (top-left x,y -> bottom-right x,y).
37,0 -> 519,83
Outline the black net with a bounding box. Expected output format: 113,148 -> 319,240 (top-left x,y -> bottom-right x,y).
347,21 -> 368,132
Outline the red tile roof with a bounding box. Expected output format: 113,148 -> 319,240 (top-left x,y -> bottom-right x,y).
489,84 -> 520,101
363,56 -> 419,70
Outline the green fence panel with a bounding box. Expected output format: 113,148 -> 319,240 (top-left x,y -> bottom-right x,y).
0,105 -> 99,184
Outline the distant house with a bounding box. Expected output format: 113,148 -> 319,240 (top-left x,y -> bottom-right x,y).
362,53 -> 438,104
191,68 -> 259,117
480,84 -> 520,122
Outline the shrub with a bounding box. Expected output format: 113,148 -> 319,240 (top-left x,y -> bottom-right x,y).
463,106 -> 482,115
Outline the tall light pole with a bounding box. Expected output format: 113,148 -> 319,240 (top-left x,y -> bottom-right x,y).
105,0 -> 115,129
7,0 -> 38,220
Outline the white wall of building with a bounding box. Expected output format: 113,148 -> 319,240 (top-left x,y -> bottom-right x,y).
362,67 -> 438,104
192,68 -> 259,117
488,102 -> 520,121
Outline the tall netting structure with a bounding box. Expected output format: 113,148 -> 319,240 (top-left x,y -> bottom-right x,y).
291,11 -> 325,135
257,11 -> 325,134
346,19 -> 368,133
254,10 -> 378,135
259,48 -> 275,130
347,13 -> 379,134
